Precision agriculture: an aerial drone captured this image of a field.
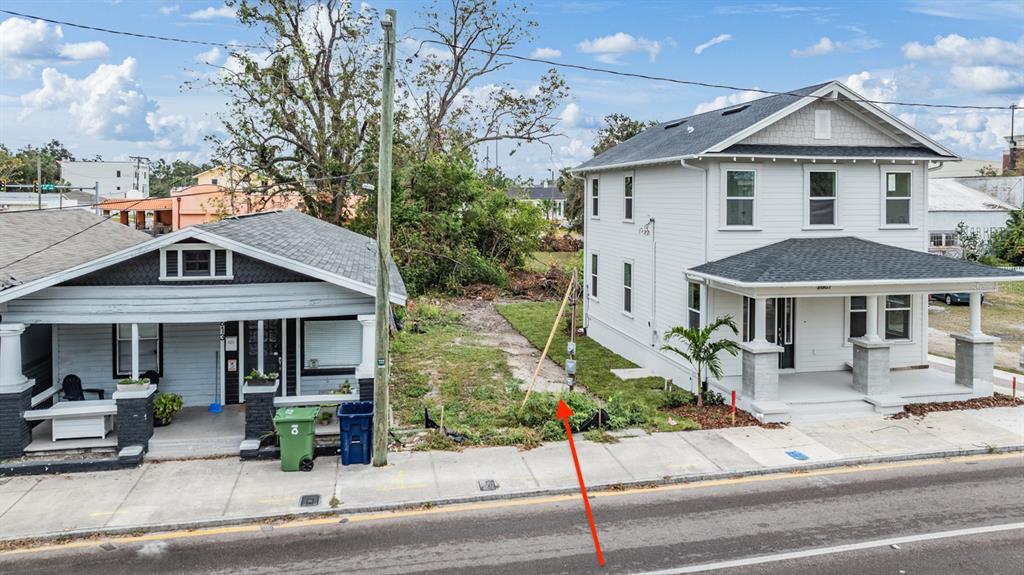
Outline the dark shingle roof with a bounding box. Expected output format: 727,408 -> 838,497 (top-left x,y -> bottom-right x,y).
574,83 -> 831,170
507,186 -> 565,201
720,144 -> 949,159
690,237 -> 1023,284
0,210 -> 151,290
197,210 -> 407,299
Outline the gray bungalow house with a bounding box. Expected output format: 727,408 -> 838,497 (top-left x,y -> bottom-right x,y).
0,209 -> 404,458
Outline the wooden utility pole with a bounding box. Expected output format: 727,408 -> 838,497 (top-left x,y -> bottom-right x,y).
372,8 -> 397,467
36,155 -> 41,209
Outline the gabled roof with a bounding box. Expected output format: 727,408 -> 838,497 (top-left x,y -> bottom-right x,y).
572,81 -> 957,172
507,186 -> 565,201
688,237 -> 1023,286
0,210 -> 151,290
0,210 -> 407,305
928,179 -> 1016,212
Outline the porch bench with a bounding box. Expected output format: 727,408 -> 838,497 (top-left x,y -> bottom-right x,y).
23,400 -> 117,442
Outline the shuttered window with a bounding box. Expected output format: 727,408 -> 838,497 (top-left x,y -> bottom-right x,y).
302,319 -> 361,372
161,246 -> 232,280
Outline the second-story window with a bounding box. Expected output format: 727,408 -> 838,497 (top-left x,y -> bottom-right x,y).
884,172 -> 912,225
116,170 -> 121,178
622,261 -> 633,314
687,282 -> 701,328
623,174 -> 634,221
725,170 -> 755,226
808,170 -> 837,226
591,178 -> 600,217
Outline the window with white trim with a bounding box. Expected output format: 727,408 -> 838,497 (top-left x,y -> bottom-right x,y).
687,282 -> 701,328
161,245 -> 232,280
114,323 -> 160,376
590,253 -> 598,298
623,174 -> 634,221
590,178 -> 600,217
884,295 -> 911,340
725,170 -> 755,226
301,318 -> 361,374
807,170 -> 837,226
884,172 -> 912,225
848,296 -> 867,338
930,231 -> 956,247
622,261 -> 633,314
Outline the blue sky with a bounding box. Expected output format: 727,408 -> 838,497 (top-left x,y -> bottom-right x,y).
1,0 -> 1022,181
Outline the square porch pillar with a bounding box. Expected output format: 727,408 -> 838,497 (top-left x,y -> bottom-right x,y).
952,291 -> 999,396
114,385 -> 157,452
849,338 -> 891,395
242,380 -> 279,440
0,323 -> 34,459
738,341 -> 784,402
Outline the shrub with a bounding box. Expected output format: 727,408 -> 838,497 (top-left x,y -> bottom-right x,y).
606,392 -> 655,429
515,393 -> 557,428
153,392 -> 183,425
663,386 -> 695,408
701,389 -> 726,406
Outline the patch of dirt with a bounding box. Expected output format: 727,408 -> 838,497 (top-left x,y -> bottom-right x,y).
890,392 -> 1024,419
661,404 -> 762,429
541,234 -> 582,252
453,298 -> 568,393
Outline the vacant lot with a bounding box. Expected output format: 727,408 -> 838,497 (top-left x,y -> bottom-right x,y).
928,281 -> 1023,372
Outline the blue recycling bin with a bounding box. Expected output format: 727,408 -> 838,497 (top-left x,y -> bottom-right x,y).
337,401 -> 373,465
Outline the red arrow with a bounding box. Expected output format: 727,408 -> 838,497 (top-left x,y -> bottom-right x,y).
556,399 -> 605,566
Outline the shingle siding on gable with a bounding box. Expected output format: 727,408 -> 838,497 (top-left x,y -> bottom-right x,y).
740,102 -> 901,148
62,250 -> 313,286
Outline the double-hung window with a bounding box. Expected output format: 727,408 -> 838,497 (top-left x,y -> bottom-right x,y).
848,296 -> 867,338
301,318 -> 361,374
807,170 -> 837,226
161,245 -> 232,280
591,178 -> 600,217
623,174 -> 634,221
687,282 -> 701,328
725,170 -> 755,226
590,253 -> 598,298
114,323 -> 161,376
622,261 -> 633,314
884,295 -> 911,340
884,172 -> 912,225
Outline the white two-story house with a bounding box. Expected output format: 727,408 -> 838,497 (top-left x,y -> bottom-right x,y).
571,81 -> 1023,422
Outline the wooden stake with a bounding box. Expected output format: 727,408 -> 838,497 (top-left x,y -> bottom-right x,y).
520,274 -> 576,410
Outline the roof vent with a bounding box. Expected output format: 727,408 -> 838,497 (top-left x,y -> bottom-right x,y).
721,104 -> 750,116
664,119 -> 687,129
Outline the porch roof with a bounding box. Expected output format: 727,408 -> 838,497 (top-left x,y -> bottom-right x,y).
688,237 -> 1024,289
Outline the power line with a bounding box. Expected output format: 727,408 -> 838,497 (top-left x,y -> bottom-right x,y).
0,9 -> 263,50
412,39 -> 1013,112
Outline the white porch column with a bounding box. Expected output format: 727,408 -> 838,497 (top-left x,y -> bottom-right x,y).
952,291 -> 998,396
356,314 -> 376,379
0,323 -> 29,392
753,297 -> 768,343
130,323 -> 140,380
865,295 -> 881,342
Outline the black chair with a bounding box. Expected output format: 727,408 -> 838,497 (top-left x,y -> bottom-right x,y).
61,374 -> 105,401
141,370 -> 160,389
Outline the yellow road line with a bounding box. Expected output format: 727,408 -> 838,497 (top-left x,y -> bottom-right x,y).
2,451 -> 1019,557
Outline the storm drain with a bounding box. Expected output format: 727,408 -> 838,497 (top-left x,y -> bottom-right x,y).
300,494 -> 321,507
478,479 -> 499,492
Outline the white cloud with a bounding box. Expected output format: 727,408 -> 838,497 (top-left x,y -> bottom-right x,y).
901,34 -> 1024,66
558,102 -> 599,129
692,89 -> 763,114
694,34 -> 732,55
159,4 -> 180,15
188,5 -> 236,20
843,71 -> 900,104
577,32 -> 664,64
791,34 -> 879,57
559,138 -> 590,161
0,17 -> 110,77
195,46 -> 222,64
949,65 -> 1024,92
905,0 -> 1024,21
531,47 -> 562,58
19,58 -> 206,150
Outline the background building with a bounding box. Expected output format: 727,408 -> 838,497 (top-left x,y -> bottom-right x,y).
927,178 -> 1016,255
60,158 -> 150,200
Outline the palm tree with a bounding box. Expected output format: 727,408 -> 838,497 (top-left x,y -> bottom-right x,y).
661,316 -> 740,407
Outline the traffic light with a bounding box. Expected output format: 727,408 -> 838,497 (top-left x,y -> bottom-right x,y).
32,179 -> 39,193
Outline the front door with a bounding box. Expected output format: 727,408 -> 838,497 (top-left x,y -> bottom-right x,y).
766,298 -> 796,369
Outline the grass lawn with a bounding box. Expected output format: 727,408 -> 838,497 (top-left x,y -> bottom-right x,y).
390,300 -> 546,449
524,251 -> 578,273
496,301 -> 699,432
927,281 -> 1024,372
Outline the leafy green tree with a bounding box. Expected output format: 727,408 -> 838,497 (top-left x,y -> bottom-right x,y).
954,221 -> 986,261
661,316 -> 740,408
12,140 -> 74,184
591,113 -> 657,156
990,208 -> 1024,265
557,167 -> 583,233
0,145 -> 23,183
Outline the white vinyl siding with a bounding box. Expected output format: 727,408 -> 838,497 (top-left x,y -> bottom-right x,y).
303,319 -> 361,369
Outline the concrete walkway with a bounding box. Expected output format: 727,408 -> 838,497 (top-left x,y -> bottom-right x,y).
1,406 -> 1022,542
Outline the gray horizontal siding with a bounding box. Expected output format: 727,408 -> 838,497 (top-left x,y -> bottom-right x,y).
161,323 -> 221,407
57,324 -> 114,396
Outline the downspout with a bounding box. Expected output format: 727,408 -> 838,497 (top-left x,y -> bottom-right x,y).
679,159 -> 709,264
647,216 -> 657,347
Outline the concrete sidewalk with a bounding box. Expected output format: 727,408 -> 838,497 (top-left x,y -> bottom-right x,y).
1,406 -> 1022,542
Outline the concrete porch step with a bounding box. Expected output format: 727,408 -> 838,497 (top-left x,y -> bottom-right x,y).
785,399 -> 877,423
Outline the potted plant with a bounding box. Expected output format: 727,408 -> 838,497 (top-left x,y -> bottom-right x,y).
328,383 -> 353,396
117,377 -> 151,392
244,370 -> 279,386
318,410 -> 334,426
153,392 -> 184,426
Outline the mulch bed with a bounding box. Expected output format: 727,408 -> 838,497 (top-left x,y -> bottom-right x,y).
891,392 -> 1024,419
661,404 -> 764,429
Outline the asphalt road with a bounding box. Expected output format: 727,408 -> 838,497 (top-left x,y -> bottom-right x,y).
2,454 -> 1022,574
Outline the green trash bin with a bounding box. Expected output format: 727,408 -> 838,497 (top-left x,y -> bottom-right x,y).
274,406 -> 320,472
